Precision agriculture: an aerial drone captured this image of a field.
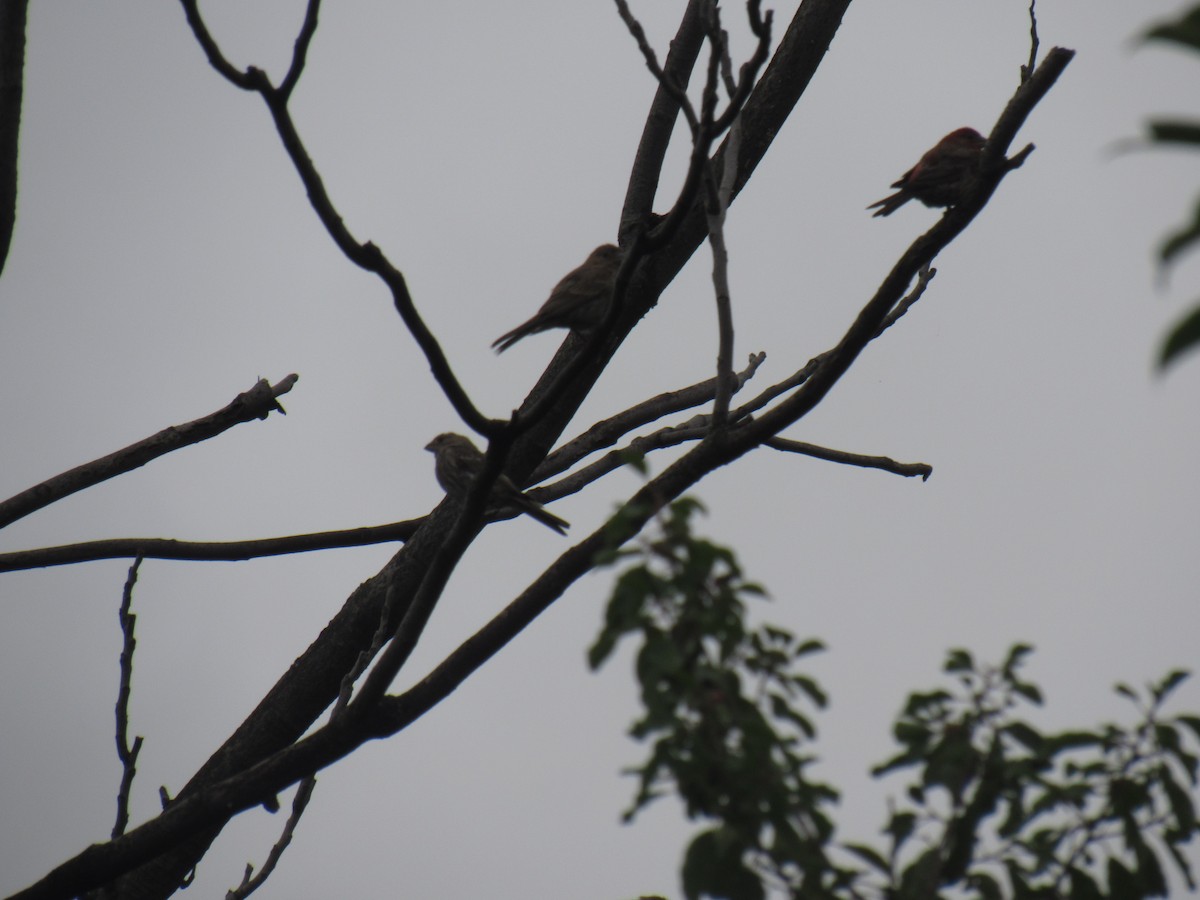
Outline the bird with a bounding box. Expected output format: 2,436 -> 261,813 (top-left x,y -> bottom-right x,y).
492,243 -> 623,353
424,432 -> 569,535
868,127 -> 987,217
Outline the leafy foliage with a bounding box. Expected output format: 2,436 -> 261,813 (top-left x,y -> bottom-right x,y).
864,649 -> 1200,899
594,505 -> 1200,899
590,498 -> 851,899
1141,4 -> 1200,368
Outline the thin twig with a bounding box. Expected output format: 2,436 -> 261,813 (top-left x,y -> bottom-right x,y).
224,778 -> 315,899
112,556 -> 144,840
278,0 -> 320,100
874,266 -> 937,339
536,351 -> 765,481
0,520 -> 418,573
177,0 -> 496,438
765,438 -> 932,480
0,375 -> 297,531
1021,0 -> 1040,84
612,0 -> 700,136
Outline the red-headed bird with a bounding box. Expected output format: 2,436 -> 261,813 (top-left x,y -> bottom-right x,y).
868,128 -> 987,217
492,244 -> 622,353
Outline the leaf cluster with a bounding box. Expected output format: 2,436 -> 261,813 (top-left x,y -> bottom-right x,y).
854,648 -> 1200,899
590,498 -> 850,900
1142,4 -> 1200,368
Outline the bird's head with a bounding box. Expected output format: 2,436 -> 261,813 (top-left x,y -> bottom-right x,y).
425,432 -> 473,454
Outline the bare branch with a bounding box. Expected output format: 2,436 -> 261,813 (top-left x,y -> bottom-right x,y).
178,0 -> 496,437
540,420 -> 709,500
178,0 -> 255,88
26,7 -> 864,895
619,0 -> 707,244
613,0 -> 700,135
0,520 -> 417,573
707,117 -> 742,428
710,0 -> 772,135
0,0 -> 28,279
537,351 -> 765,481
875,265 -> 937,339
1021,0 -> 1040,83
0,375 -> 297,531
765,438 -> 932,480
278,0 -> 321,100
225,779 -> 315,900
112,556 -> 144,840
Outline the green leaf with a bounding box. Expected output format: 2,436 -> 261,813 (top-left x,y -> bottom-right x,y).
681,828 -> 764,900
1042,730 -> 1102,753
1161,304 -> 1200,367
1161,199 -> 1200,266
1067,867 -> 1103,900
1144,8 -> 1200,51
1177,715 -> 1200,743
792,638 -> 826,657
1160,763 -> 1198,834
1153,669 -> 1190,702
790,674 -> 828,709
1135,841 -> 1168,897
886,811 -> 917,847
871,748 -> 925,778
1114,682 -> 1139,702
1002,643 -> 1035,674
1165,838 -> 1198,890
945,648 -> 975,674
1003,721 -> 1044,753
968,871 -> 1004,900
842,842 -> 890,874
1156,723 -> 1182,754
1147,119 -> 1200,146
1012,681 -> 1044,706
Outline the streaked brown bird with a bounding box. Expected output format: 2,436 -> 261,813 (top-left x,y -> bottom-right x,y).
868,127 -> 987,217
492,243 -> 623,353
424,432 -> 569,535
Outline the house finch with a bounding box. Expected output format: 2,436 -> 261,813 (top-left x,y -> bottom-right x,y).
424,432 -> 569,535
868,127 -> 987,217
492,243 -> 623,353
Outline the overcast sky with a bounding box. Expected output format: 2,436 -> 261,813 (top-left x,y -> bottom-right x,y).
3,1 -> 1200,898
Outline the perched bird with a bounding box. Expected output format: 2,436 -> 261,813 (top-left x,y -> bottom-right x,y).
492,243 -> 623,353
425,432 -> 569,535
868,128 -> 987,217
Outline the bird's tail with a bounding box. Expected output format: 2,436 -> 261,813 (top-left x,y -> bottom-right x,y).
867,192 -> 908,217
491,320 -> 537,354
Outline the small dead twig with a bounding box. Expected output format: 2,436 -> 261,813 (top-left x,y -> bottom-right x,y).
112,556 -> 144,840
0,375 -> 298,531
766,437 -> 932,480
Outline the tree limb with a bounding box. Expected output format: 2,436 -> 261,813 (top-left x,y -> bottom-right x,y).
0,375 -> 298,531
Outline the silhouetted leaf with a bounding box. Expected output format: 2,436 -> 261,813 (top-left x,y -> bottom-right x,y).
682,828 -> 763,900
1144,8 -> 1200,51
1012,681 -> 1043,705
1147,119 -> 1200,146
945,648 -> 975,674
842,842 -> 889,874
1153,669 -> 1190,702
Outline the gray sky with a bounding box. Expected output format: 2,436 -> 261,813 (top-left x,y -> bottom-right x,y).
3,1 -> 1200,897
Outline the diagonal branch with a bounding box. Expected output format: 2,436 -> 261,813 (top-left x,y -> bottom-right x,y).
536,351 -> 765,481
0,375 -> 297,531
177,0 -> 497,438
766,438 -> 932,480
49,6 -> 859,896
